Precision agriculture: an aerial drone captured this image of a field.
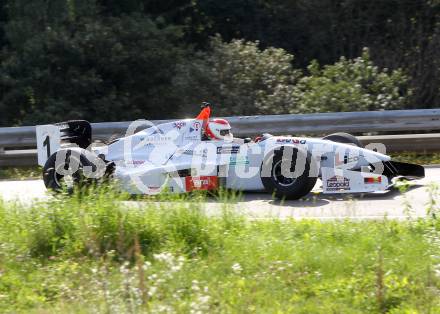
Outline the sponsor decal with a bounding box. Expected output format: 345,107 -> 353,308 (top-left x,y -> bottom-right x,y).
196,148 -> 208,157
326,175 -> 350,191
229,156 -> 249,165
364,177 -> 382,184
174,148 -> 194,156
276,138 -> 306,144
149,186 -> 176,193
147,186 -> 161,192
173,121 -> 186,130
185,176 -> 218,191
140,135 -> 172,144
190,121 -> 201,133
175,148 -> 208,157
335,153 -> 360,166
126,160 -> 145,165
184,135 -> 200,141
217,146 -> 240,154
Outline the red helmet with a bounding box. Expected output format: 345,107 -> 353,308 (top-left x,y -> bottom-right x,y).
205,119 -> 233,141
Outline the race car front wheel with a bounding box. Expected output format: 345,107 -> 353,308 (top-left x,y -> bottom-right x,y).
43,148 -> 104,193
261,147 -> 317,200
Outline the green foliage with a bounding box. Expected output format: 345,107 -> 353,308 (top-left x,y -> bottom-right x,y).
0,166 -> 41,180
389,152 -> 440,166
173,36 -> 301,115
190,0 -> 440,108
0,188 -> 439,312
0,3 -> 185,125
0,0 -> 6,47
293,49 -> 411,113
174,39 -> 411,115
0,186 -> 231,259
0,0 -> 438,126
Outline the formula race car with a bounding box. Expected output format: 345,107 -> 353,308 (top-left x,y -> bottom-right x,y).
36,104 -> 425,199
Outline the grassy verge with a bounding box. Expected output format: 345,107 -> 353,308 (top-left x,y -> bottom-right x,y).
0,186 -> 439,313
0,166 -> 41,180
389,152 -> 440,165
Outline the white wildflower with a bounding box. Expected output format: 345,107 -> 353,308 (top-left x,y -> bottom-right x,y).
190,293 -> 211,314
119,261 -> 130,274
148,286 -> 158,297
231,263 -> 242,274
143,261 -> 152,270
154,252 -> 174,264
192,281 -> 200,292
434,264 -> 440,278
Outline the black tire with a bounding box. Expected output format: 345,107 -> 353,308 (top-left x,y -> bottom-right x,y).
42,149 -> 104,193
261,147 -> 318,200
322,132 -> 363,148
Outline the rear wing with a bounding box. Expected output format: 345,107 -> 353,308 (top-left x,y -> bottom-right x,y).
36,120 -> 92,166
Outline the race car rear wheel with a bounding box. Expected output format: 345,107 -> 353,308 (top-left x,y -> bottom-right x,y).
261,147 -> 318,200
43,149 -> 104,193
322,132 -> 363,148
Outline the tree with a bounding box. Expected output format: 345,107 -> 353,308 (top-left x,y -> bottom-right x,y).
0,13 -> 185,126
0,0 -> 6,49
187,0 -> 440,108
0,0 -> 438,127
173,36 -> 301,116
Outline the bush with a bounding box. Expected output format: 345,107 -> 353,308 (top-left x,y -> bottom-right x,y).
174,39 -> 411,116
293,48 -> 412,113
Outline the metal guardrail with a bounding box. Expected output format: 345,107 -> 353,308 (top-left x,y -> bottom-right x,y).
1,109 -> 440,166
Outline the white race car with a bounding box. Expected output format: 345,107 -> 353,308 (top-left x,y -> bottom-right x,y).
36,104 -> 424,199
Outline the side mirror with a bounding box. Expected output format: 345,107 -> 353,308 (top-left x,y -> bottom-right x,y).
244,137 -> 252,143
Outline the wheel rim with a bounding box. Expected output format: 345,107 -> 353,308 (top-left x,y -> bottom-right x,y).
272,159 -> 297,187
54,173 -> 76,190
53,162 -> 82,192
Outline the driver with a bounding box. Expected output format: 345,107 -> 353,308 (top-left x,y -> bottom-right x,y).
205,119 -> 233,141
195,102 -> 233,141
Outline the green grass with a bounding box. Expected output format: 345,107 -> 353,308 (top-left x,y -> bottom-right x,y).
389,152 -> 440,165
0,166 -> 41,180
0,185 -> 440,313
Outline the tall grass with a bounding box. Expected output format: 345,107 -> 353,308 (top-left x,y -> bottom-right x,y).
0,185 -> 439,313
0,186 -> 241,260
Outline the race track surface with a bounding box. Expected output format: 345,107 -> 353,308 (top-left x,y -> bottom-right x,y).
1,166 -> 439,220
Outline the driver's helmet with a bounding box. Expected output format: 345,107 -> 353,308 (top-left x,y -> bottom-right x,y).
205,119 -> 233,141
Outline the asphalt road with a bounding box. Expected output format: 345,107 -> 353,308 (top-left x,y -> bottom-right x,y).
1,166 -> 439,220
